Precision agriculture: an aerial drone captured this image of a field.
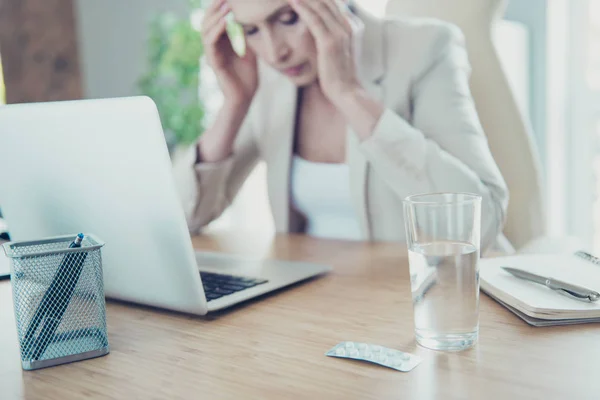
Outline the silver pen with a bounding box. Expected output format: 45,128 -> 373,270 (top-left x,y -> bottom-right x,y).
501,267 -> 600,302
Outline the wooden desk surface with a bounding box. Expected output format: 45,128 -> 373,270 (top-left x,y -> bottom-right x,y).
1,233 -> 600,399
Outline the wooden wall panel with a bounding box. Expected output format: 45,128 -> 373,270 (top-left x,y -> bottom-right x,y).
0,0 -> 83,103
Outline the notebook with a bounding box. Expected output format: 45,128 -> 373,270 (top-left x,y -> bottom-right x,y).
480,251 -> 600,326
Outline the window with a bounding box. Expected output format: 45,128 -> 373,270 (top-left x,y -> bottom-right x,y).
577,0 -> 600,253
551,0 -> 600,250
501,0 -> 549,166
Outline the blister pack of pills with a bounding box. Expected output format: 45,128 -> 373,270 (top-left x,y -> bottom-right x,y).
325,341 -> 422,372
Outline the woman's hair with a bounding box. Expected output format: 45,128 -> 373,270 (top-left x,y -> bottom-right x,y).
347,0 -> 357,14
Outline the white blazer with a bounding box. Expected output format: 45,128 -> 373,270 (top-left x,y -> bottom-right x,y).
173,6 -> 511,252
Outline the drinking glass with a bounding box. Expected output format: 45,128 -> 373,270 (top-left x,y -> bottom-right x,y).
403,193 -> 482,351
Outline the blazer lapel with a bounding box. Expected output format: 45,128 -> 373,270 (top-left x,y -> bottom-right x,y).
347,5 -> 385,240
263,75 -> 297,233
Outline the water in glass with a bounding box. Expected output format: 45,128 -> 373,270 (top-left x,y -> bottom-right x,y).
408,240 -> 479,351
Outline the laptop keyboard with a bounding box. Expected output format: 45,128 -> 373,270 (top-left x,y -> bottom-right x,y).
200,271 -> 269,301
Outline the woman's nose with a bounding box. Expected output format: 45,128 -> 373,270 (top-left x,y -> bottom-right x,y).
263,32 -> 291,65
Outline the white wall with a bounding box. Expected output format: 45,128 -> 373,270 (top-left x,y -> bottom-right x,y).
493,21 -> 531,121
356,0 -> 388,16
75,0 -> 190,99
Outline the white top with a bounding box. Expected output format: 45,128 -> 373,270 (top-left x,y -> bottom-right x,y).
290,155 -> 362,240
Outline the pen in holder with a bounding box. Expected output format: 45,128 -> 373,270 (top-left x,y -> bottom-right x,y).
2,233 -> 109,370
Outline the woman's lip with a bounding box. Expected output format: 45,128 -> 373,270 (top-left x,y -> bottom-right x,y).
283,63 -> 305,76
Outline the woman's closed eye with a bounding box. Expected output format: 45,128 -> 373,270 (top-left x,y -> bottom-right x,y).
243,11 -> 299,36
279,10 -> 299,25
244,26 -> 259,36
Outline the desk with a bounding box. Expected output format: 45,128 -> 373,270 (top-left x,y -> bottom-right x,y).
1,233 -> 600,399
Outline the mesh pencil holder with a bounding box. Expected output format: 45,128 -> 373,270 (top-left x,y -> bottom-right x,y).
2,233 -> 109,370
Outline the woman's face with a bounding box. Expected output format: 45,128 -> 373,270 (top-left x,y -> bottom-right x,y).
228,0 -> 318,87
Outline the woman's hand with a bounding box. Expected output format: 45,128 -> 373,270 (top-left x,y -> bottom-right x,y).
288,0 -> 361,107
289,0 -> 384,140
197,0 -> 259,163
201,0 -> 259,108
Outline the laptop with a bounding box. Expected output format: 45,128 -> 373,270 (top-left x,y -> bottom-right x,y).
0,96 -> 331,315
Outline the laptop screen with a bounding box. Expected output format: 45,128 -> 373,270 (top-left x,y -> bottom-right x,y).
0,217 -> 8,278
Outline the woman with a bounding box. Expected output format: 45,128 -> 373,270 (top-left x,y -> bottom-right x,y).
174,0 -> 510,251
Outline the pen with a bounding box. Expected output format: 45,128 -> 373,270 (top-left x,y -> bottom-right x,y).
502,267 -> 600,302
23,233 -> 87,360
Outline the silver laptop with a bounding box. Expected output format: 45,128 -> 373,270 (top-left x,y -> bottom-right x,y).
0,96 -> 331,315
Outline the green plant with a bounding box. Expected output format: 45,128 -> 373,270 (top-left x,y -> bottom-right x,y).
138,1 -> 205,151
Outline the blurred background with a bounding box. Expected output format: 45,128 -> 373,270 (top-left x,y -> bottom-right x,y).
0,0 -> 598,252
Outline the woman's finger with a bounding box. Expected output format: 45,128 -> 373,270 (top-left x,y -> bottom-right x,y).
314,0 -> 352,35
288,0 -> 330,43
201,1 -> 231,36
240,34 -> 254,60
301,0 -> 349,39
207,0 -> 226,14
204,17 -> 228,46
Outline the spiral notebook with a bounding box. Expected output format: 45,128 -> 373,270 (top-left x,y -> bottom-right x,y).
480,251 -> 600,326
